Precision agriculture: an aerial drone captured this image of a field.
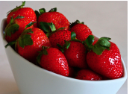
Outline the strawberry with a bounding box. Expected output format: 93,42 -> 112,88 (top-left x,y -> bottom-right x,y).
4,16 -> 34,42
76,69 -> 102,80
16,27 -> 51,63
37,47 -> 69,76
7,1 -> 37,26
63,41 -> 87,69
49,30 -> 71,48
37,21 -> 71,48
85,35 -> 124,79
37,8 -> 69,30
70,20 -> 92,41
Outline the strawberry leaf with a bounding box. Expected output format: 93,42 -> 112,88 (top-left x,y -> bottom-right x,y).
37,51 -> 43,64
57,44 -> 65,53
5,40 -> 16,48
5,24 -> 19,37
42,49 -> 48,55
15,15 -> 24,19
18,34 -> 33,48
24,28 -> 33,33
48,23 -> 56,32
98,37 -> 111,48
40,22 -> 56,33
4,16 -> 24,37
35,8 -> 46,19
64,41 -> 71,49
40,22 -> 51,33
49,7 -> 57,12
92,44 -> 106,55
70,32 -> 82,42
39,8 -> 46,14
25,22 -> 35,29
85,35 -> 111,55
71,39 -> 81,42
84,35 -> 94,48
46,32 -> 52,37
71,32 -> 76,40
16,28 -> 33,49
35,10 -> 40,19
70,20 -> 84,28
56,27 -> 65,31
37,46 -> 48,64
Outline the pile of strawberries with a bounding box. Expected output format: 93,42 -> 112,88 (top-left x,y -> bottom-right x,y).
4,2 -> 124,81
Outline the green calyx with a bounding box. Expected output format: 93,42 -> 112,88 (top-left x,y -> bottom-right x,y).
35,8 -> 46,19
17,28 -> 33,48
25,21 -> 36,29
70,20 -> 84,28
84,35 -> 111,55
40,22 -> 65,37
49,7 -> 57,12
7,1 -> 25,15
40,21 -> 66,37
17,21 -> 36,48
4,16 -> 24,38
40,22 -> 56,33
57,32 -> 81,53
35,7 -> 57,19
36,46 -> 49,64
5,21 -> 34,49
71,32 -> 81,42
57,41 -> 71,53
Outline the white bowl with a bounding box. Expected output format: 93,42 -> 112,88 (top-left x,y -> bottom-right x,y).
1,18 -> 127,94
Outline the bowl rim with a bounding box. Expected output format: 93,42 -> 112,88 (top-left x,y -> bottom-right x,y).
1,18 -> 127,83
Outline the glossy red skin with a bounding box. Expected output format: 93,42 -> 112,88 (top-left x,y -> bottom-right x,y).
86,41 -> 124,79
70,24 -> 92,41
7,7 -> 36,23
49,30 -> 71,48
5,18 -> 34,42
40,48 -> 69,76
76,69 -> 102,80
64,41 -> 87,69
17,27 -> 51,63
38,12 -> 70,30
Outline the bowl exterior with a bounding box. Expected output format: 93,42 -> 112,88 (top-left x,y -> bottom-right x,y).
1,19 -> 127,94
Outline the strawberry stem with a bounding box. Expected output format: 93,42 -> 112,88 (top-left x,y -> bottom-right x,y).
70,20 -> 84,28
5,40 -> 16,48
7,1 -> 25,15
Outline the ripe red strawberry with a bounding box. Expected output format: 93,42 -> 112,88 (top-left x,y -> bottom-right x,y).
70,20 -> 92,41
37,47 -> 69,76
85,35 -> 124,79
68,67 -> 75,77
64,41 -> 87,69
16,27 -> 51,63
37,8 -> 69,30
49,30 -> 71,48
76,69 -> 102,80
7,1 -> 36,26
4,16 -> 34,42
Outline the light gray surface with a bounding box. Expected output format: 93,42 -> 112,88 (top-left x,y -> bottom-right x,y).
0,1 -> 127,94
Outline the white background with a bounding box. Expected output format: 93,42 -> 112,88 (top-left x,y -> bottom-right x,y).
0,1 -> 127,94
